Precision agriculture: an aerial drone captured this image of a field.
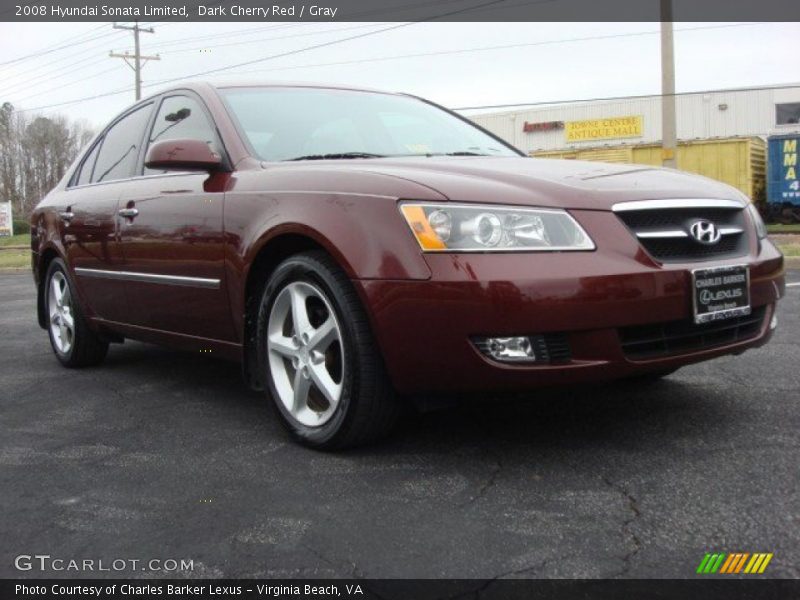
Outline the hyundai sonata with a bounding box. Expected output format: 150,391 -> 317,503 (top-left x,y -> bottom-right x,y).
31,82 -> 785,448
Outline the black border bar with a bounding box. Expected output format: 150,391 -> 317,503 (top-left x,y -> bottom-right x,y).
4,579 -> 800,600
2,0 -> 800,22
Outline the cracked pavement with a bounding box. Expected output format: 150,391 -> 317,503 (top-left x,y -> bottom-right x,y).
0,272 -> 798,579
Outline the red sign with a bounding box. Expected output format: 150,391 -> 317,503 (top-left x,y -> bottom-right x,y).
523,121 -> 564,133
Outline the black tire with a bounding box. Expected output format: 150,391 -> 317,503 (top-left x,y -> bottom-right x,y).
257,251 -> 400,450
44,258 -> 109,368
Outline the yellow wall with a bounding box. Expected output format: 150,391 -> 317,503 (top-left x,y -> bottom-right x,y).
532,137 -> 766,201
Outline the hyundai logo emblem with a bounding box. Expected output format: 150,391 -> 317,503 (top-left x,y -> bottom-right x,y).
689,220 -> 722,245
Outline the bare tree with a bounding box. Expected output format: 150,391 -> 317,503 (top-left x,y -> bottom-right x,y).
0,102 -> 94,219
0,102 -> 21,210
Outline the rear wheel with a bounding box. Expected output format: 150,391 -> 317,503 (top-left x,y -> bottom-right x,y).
258,251 -> 400,449
44,259 -> 109,367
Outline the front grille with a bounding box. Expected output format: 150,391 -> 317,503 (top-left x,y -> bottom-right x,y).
640,234 -> 741,260
614,204 -> 749,262
531,333 -> 572,363
619,306 -> 765,360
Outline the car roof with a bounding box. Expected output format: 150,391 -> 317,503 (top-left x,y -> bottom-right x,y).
153,80 -> 405,97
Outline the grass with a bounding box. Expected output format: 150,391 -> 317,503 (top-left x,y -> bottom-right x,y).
0,234 -> 31,269
0,233 -> 29,247
0,249 -> 29,269
777,243 -> 800,257
767,223 -> 800,234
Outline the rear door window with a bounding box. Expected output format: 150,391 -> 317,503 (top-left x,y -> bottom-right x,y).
92,103 -> 153,183
75,141 -> 101,186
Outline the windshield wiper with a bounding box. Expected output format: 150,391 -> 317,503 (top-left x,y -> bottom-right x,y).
286,152 -> 386,161
414,151 -> 490,157
443,151 -> 490,156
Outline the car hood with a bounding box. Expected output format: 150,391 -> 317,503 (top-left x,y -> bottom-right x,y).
333,156 -> 747,210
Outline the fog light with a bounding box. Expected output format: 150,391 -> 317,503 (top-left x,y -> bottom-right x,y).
476,336 -> 536,362
770,314 -> 778,330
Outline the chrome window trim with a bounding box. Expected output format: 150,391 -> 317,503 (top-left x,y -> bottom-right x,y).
612,199 -> 745,212
74,268 -> 220,289
66,171 -> 206,192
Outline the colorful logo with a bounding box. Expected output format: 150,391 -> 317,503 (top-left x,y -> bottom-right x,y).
697,553 -> 773,574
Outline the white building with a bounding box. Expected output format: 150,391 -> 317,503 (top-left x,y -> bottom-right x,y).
466,84 -> 800,154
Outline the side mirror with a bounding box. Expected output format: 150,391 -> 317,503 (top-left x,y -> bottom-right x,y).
144,139 -> 224,172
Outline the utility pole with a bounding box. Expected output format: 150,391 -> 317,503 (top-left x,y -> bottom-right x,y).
660,0 -> 677,168
110,21 -> 160,101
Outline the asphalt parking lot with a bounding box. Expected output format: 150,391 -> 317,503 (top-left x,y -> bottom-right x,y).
1,271 -> 798,580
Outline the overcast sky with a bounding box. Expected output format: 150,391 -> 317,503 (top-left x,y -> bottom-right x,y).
0,21 -> 797,129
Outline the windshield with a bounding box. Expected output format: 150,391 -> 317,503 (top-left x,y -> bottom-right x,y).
219,86 -> 520,161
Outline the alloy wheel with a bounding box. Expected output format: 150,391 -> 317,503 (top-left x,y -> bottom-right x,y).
48,271 -> 74,354
266,281 -> 344,427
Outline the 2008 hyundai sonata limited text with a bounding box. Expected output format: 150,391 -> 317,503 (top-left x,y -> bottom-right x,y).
31,82 -> 785,448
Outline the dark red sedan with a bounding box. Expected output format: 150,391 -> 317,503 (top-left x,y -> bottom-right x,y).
31,82 -> 785,448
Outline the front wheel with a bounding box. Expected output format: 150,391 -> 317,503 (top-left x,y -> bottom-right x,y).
44,258 -> 109,367
257,252 -> 400,449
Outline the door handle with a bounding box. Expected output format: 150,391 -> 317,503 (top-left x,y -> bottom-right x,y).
118,208 -> 139,219
59,210 -> 74,221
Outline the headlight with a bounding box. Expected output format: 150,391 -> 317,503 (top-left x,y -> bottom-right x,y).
399,203 -> 595,252
746,203 -> 767,240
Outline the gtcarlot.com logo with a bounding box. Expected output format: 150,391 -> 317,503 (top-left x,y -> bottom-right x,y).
696,552 -> 773,574
14,554 -> 194,573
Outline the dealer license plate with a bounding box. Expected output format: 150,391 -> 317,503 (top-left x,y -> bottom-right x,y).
691,265 -> 750,324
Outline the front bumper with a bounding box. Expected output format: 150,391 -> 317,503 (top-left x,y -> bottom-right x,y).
356,211 -> 785,395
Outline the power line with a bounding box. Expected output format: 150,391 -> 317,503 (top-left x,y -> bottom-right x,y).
0,24 -> 359,97
2,23 -> 387,95
151,22 -> 312,49
0,0 -> 209,66
147,0 -> 499,51
6,24 -> 385,106
3,0 -> 524,94
5,23 -> 384,112
206,22 -> 771,78
0,5 -> 219,88
1,54 -> 112,96
154,23 -> 393,56
141,0 -> 516,86
451,83 -> 800,111
0,30 -> 129,90
16,86 -> 134,113
0,25 -> 121,68
0,0 -> 208,75
13,0 -> 505,106
11,66 -> 122,103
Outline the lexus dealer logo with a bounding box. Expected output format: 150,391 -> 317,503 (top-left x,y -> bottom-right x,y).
698,288 -> 743,305
700,289 -> 715,305
689,220 -> 722,245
